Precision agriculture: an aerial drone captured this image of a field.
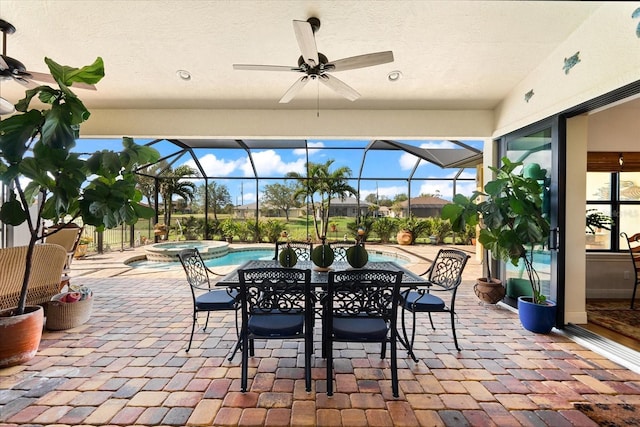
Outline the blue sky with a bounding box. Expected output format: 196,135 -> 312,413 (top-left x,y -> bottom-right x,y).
76,138 -> 483,205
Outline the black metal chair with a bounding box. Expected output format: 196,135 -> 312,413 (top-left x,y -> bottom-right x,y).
177,248 -> 238,353
325,269 -> 403,397
401,248 -> 470,359
621,232 -> 640,309
274,241 -> 313,261
238,267 -> 314,392
328,241 -> 352,262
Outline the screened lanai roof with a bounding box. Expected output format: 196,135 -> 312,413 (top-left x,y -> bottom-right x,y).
138,138 -> 483,181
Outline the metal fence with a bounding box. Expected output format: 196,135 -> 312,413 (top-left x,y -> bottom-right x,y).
81,220 -> 155,254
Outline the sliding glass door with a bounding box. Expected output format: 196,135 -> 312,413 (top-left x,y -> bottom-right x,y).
498,120 -> 562,322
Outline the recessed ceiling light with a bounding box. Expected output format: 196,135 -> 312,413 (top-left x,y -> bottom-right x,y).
387,70 -> 402,82
176,69 -> 191,81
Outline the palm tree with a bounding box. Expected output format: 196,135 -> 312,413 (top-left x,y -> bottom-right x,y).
159,165 -> 197,233
135,160 -> 169,207
288,160 -> 356,240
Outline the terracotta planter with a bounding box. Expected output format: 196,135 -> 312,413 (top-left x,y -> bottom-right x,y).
74,243 -> 88,259
0,306 -> 44,368
396,230 -> 412,245
473,278 -> 505,304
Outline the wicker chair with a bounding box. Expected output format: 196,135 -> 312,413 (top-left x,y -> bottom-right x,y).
44,224 -> 84,289
0,244 -> 68,311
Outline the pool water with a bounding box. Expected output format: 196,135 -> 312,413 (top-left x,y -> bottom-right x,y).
129,248 -> 409,270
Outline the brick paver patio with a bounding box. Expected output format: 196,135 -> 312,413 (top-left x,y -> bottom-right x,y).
1,243 -> 639,426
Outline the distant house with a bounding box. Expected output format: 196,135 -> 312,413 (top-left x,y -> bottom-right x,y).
399,196 -> 449,218
325,197 -> 371,218
378,206 -> 392,217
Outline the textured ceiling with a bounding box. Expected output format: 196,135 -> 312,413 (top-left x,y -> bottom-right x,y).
0,1 -> 606,112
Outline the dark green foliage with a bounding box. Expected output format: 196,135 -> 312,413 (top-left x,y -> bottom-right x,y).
0,57 -> 160,315
441,157 -> 550,304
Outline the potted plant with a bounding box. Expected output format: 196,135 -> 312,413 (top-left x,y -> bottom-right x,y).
442,158 -> 553,333
0,57 -> 160,367
221,218 -> 239,243
74,235 -> 93,259
585,209 -> 613,247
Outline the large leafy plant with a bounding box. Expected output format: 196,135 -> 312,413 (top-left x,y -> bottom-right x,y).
442,157 -> 550,304
0,57 -> 159,316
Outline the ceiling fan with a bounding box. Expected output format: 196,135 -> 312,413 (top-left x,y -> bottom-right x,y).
233,17 -> 394,103
0,18 -> 96,115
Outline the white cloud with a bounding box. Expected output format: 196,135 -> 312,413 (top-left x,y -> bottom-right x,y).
240,150 -> 306,177
293,141 -> 325,156
183,154 -> 241,177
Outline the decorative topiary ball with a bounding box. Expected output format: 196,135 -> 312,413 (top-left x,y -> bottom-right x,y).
278,246 -> 298,267
311,243 -> 334,269
346,244 -> 368,268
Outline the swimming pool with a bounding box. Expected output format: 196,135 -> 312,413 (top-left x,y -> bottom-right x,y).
128,247 -> 410,270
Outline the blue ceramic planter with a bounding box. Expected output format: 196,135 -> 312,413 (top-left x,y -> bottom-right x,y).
517,296 -> 557,334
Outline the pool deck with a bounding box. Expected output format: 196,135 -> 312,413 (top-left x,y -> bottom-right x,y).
2,243 -> 640,426
69,242 -> 446,280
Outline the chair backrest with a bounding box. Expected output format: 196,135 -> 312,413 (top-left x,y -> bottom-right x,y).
274,241 -> 313,261
327,269 -> 403,322
328,242 -> 352,262
177,248 -> 211,294
44,225 -> 84,271
0,244 -> 67,310
44,225 -> 83,253
238,267 -> 312,321
425,248 -> 470,290
621,232 -> 640,274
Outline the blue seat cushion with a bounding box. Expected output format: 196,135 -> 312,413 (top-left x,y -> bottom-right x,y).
195,290 -> 237,310
249,313 -> 304,337
332,317 -> 388,341
404,291 -> 445,312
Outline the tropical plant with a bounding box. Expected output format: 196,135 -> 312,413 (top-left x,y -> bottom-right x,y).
371,217 -> 398,243
263,219 -> 286,243
288,160 -> 357,240
347,215 -> 375,242
158,165 -> 196,229
442,157 -> 550,304
0,57 -> 160,316
220,218 -> 239,240
585,209 -> 613,234
397,214 -> 431,244
181,216 -> 203,240
429,216 -> 451,244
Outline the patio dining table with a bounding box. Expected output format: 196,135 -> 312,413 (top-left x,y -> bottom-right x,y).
216,259 -> 426,288
217,259 -> 427,360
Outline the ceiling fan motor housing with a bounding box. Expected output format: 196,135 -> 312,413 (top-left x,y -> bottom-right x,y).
297,52 -> 329,76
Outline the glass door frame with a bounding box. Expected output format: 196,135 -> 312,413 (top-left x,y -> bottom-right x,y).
495,117 -> 565,327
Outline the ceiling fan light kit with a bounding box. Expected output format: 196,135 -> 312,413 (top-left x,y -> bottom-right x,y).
233,17 -> 394,103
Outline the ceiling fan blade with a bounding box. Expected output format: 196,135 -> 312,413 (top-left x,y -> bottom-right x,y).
293,19 -> 319,67
233,64 -> 300,72
279,75 -> 309,103
328,51 -> 394,72
319,74 -> 360,101
0,96 -> 15,115
27,71 -> 97,90
0,55 -> 9,71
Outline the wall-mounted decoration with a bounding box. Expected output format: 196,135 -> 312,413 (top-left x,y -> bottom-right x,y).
524,90 -> 534,103
563,51 -> 580,74
633,7 -> 640,38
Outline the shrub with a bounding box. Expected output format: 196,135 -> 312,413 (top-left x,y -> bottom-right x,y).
371,217 -> 398,243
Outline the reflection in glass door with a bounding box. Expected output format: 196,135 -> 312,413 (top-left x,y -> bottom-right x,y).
500,124 -> 559,311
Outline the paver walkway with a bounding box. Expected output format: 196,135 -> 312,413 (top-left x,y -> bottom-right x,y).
1,243 -> 639,426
